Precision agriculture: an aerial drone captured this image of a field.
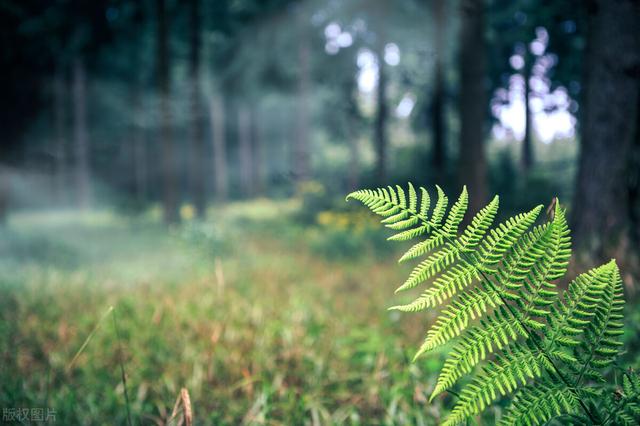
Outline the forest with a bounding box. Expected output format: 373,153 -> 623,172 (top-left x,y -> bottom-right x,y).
1,0 -> 639,424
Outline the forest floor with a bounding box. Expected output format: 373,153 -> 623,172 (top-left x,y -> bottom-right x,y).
1,199 -> 639,425
0,200 -> 455,425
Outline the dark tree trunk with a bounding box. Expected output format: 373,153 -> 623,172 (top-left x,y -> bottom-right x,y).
189,0 -> 205,217
53,67 -> 67,204
0,167 -> 7,224
374,52 -> 388,184
131,81 -> 147,205
457,0 -> 488,214
342,78 -> 360,191
346,101 -> 360,192
130,3 -> 147,206
238,104 -> 253,197
430,0 -> 446,175
156,0 -> 178,223
294,8 -> 311,182
209,94 -> 228,202
572,0 -> 640,257
629,88 -> 640,249
522,52 -> 533,173
72,58 -> 90,209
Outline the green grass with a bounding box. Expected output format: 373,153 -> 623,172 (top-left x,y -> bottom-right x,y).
0,201 -> 451,425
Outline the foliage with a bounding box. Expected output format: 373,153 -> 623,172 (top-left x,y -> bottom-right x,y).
347,183 -> 636,425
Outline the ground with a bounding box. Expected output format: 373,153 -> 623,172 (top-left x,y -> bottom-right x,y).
0,200 -> 453,425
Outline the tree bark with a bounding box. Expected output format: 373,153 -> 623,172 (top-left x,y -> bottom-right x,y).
251,105 -> 264,195
72,58 -> 90,209
522,52 -> 533,173
572,0 -> 640,257
189,0 -> 205,217
457,0 -> 488,214
374,50 -> 388,184
156,0 -> 178,223
430,0 -> 446,175
341,78 -> 360,191
209,94 -> 228,202
629,87 -> 640,249
131,82 -> 147,205
53,67 -> 67,204
0,167 -> 7,224
294,7 -> 311,182
238,105 -> 253,197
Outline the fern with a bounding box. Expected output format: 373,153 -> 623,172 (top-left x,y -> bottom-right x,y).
346,183 -> 633,425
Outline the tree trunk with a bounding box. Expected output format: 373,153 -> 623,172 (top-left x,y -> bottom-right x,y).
430,0 -> 446,175
457,0 -> 488,215
189,0 -> 205,217
374,51 -> 388,184
629,88 -> 640,249
131,83 -> 147,205
157,0 -> 178,223
572,0 -> 640,258
53,67 -> 67,204
341,78 -> 360,191
522,52 -> 533,173
209,94 -> 228,202
252,105 -> 264,195
238,105 -> 253,197
72,58 -> 90,209
294,7 -> 311,182
0,167 -> 7,225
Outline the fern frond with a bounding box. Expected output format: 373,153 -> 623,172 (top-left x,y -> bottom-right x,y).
570,260 -> 624,385
512,206 -> 572,323
346,184 -> 440,243
391,263 -> 479,312
444,343 -> 546,426
441,186 -> 468,237
499,380 -> 579,426
429,220 -> 559,398
431,307 -> 525,400
396,242 -> 460,292
398,233 -> 445,261
543,264 -> 610,353
476,204 -> 543,270
347,183 -> 629,426
431,185 -> 448,225
412,285 -> 503,359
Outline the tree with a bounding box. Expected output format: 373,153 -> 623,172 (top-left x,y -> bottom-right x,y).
238,104 -> 254,197
130,0 -> 147,206
53,66 -> 68,204
294,5 -> 311,183
251,104 -> 265,195
72,58 -> 91,208
209,94 -> 228,202
374,45 -> 389,184
521,47 -> 533,173
429,0 -> 447,175
572,0 -> 640,258
156,0 -> 178,223
189,0 -> 206,217
457,0 -> 488,214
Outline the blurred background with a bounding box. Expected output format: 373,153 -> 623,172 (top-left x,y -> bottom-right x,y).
1,0 -> 639,424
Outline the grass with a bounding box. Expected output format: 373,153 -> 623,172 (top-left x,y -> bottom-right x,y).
0,200 -> 450,425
